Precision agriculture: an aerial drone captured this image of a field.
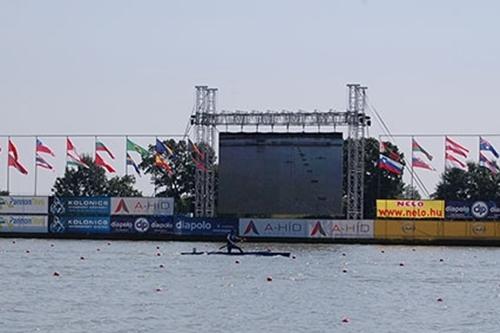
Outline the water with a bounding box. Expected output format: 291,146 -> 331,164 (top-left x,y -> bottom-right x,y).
1,238 -> 500,333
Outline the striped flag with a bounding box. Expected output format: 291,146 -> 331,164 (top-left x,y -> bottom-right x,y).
36,153 -> 54,170
67,138 -> 89,169
36,139 -> 55,157
479,152 -> 499,174
96,139 -> 115,159
126,153 -> 141,176
479,137 -> 499,158
445,137 -> 469,171
95,153 -> 116,173
412,139 -> 433,161
154,154 -> 173,176
445,152 -> 467,171
8,139 -> 28,175
412,156 -> 435,171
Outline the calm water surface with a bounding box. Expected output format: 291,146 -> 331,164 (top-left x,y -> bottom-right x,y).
1,238 -> 500,333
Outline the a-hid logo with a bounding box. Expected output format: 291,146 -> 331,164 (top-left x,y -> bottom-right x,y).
471,201 -> 489,219
243,221 -> 259,235
175,220 -> 212,231
310,222 -> 326,236
114,199 -> 129,213
134,218 -> 150,233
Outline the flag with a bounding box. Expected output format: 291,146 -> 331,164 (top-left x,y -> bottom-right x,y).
8,154 -> 28,175
445,152 -> 467,171
193,158 -> 208,172
378,154 -> 403,175
126,153 -> 141,176
126,138 -> 149,157
479,137 -> 499,158
96,139 -> 115,159
188,139 -> 205,160
155,138 -> 174,156
379,141 -> 401,161
154,154 -> 173,175
95,153 -> 116,173
8,139 -> 28,175
412,156 -> 435,171
445,137 -> 469,158
36,154 -> 54,170
412,139 -> 433,161
479,152 -> 499,174
36,139 -> 55,157
66,138 -> 89,169
8,139 -> 19,161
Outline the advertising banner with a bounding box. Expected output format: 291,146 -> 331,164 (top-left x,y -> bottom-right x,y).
49,216 -> 110,234
49,197 -> 110,216
376,200 -> 445,219
110,216 -> 174,235
174,217 -> 238,236
0,215 -> 48,233
111,197 -> 174,216
239,219 -> 310,238
308,220 -> 374,239
445,201 -> 500,220
0,196 -> 48,214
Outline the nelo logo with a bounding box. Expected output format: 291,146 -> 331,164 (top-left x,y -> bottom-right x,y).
134,218 -> 150,233
471,201 -> 488,219
396,201 -> 424,207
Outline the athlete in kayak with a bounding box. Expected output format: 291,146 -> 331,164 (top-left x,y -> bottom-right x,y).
225,231 -> 244,253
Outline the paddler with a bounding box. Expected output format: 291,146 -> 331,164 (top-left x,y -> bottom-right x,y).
225,230 -> 244,253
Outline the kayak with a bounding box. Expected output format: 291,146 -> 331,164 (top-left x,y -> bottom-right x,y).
181,250 -> 291,257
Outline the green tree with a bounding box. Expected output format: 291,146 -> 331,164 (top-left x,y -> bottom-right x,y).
433,162 -> 499,200
52,155 -> 142,197
345,138 -> 406,218
140,140 -> 200,213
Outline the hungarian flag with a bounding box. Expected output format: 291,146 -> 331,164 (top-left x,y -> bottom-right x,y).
66,138 -> 89,169
8,139 -> 28,175
412,139 -> 433,161
379,141 -> 401,162
412,156 -> 435,171
154,154 -> 173,176
95,153 -> 116,173
36,153 -> 54,170
36,138 -> 55,157
96,139 -> 115,159
126,138 -> 149,158
126,153 -> 141,176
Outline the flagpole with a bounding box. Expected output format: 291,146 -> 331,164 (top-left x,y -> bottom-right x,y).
411,136 -> 414,199
34,136 -> 38,196
65,136 -> 68,171
125,135 -> 128,177
6,136 -> 10,194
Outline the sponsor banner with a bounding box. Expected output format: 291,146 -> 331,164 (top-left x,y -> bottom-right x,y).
308,220 -> 374,239
49,197 -> 110,216
376,200 -> 445,219
111,197 -> 174,216
49,216 -> 110,234
174,217 -> 238,236
240,219 -> 309,238
445,201 -> 500,220
0,215 -> 48,233
110,216 -> 174,234
0,196 -> 48,214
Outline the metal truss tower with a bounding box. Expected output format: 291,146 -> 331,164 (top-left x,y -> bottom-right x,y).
191,84 -> 369,219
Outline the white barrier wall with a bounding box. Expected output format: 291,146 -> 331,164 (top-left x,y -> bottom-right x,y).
0,196 -> 48,214
0,215 -> 48,233
239,219 -> 374,239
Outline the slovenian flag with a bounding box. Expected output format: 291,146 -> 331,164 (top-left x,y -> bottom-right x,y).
378,154 -> 403,175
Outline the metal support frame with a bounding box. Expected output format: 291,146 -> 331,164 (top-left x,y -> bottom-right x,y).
192,84 -> 368,219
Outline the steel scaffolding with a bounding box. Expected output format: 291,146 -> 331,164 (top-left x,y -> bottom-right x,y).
191,84 -> 369,219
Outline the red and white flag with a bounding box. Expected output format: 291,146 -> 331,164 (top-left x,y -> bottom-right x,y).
95,153 -> 116,173
8,139 -> 28,175
445,137 -> 469,171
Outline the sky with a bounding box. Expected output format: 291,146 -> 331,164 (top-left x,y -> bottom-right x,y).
1,0 -> 499,196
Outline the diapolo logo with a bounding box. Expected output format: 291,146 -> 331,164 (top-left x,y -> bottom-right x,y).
175,220 -> 212,231
134,218 -> 150,233
471,201 -> 489,219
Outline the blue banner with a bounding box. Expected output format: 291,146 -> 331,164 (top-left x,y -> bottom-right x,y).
49,197 -> 110,216
110,216 -> 174,234
49,216 -> 110,233
445,201 -> 500,220
173,217 -> 238,236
